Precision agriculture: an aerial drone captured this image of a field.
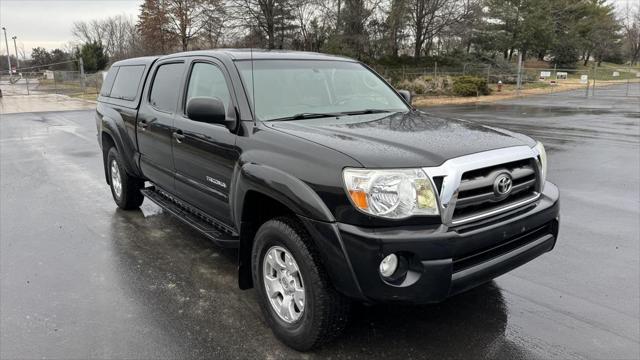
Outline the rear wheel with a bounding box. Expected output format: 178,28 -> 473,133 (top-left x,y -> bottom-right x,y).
107,147 -> 144,210
252,217 -> 351,351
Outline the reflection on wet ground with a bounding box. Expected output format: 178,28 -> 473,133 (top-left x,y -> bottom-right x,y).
109,204 -> 520,359
1,85 -> 639,359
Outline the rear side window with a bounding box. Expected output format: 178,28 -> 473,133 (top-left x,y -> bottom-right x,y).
149,63 -> 184,113
100,67 -> 118,96
109,65 -> 146,101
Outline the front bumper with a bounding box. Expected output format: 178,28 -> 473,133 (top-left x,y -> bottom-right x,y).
301,182 -> 559,304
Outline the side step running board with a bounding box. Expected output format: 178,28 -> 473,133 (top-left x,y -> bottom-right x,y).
141,187 -> 239,248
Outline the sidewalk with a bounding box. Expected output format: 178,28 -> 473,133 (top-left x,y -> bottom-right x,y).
0,94 -> 96,115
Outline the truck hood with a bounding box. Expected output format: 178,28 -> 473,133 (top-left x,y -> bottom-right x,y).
264,110 -> 535,168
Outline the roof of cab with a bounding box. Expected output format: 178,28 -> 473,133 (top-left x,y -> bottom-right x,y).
111,56 -> 159,67
159,49 -> 357,62
108,49 -> 357,69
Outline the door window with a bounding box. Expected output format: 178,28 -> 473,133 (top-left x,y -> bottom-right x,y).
149,62 -> 184,113
185,62 -> 231,114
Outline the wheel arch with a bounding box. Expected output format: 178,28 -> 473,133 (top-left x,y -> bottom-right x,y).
234,164 -> 363,300
232,163 -> 335,226
234,163 -> 333,290
99,116 -> 142,182
100,130 -> 117,184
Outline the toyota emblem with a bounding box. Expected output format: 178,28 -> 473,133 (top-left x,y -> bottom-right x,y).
493,173 -> 513,198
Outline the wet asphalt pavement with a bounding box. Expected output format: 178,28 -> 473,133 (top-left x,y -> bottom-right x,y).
1,85 -> 639,359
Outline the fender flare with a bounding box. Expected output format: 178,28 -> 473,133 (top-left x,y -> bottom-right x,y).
100,116 -> 142,181
232,163 -> 335,226
232,163 -> 334,289
232,163 -> 365,300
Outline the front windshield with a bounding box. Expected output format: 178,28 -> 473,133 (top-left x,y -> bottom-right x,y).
235,60 -> 409,121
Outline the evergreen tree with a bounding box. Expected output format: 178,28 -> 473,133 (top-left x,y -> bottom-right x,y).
78,41 -> 109,72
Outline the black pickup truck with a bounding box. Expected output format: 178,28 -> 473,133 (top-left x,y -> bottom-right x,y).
96,49 -> 559,351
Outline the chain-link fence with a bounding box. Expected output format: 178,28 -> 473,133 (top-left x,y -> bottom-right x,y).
0,59 -> 105,100
0,70 -> 104,99
2,59 -> 638,100
376,63 -> 640,99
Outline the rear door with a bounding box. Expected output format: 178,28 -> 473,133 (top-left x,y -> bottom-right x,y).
137,60 -> 187,191
172,58 -> 239,225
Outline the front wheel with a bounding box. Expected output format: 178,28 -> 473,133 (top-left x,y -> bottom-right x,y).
252,217 -> 351,351
106,147 -> 144,210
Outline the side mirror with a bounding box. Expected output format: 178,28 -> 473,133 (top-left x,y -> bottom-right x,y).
186,97 -> 235,130
397,89 -> 411,104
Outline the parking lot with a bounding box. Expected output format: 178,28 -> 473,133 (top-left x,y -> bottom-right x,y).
1,86 -> 638,359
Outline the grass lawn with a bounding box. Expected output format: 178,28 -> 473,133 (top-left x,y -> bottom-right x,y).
413,76 -> 637,107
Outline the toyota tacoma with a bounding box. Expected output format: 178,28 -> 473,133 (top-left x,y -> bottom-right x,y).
96,49 -> 560,351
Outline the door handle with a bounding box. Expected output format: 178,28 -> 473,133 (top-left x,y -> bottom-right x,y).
173,130 -> 185,143
138,119 -> 148,130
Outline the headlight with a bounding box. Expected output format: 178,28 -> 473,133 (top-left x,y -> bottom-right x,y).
342,168 -> 439,219
534,141 -> 547,186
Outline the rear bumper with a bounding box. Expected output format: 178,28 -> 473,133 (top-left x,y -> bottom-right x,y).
301,182 -> 559,304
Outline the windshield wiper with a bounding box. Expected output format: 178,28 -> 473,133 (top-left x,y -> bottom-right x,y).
269,109 -> 396,121
340,109 -> 393,116
270,112 -> 342,121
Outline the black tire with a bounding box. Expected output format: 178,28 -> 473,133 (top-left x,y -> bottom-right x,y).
252,216 -> 351,351
106,146 -> 144,210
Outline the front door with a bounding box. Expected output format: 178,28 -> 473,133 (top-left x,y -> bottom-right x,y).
172,59 -> 239,226
137,61 -> 186,191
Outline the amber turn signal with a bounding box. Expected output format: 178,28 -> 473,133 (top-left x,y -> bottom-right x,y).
348,190 -> 368,209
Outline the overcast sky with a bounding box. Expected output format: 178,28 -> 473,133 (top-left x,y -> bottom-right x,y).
0,0 -> 635,58
0,0 -> 143,57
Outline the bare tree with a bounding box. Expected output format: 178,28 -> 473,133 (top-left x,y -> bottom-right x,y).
164,0 -> 223,51
315,0 -> 344,34
408,0 -> 471,58
103,15 -> 140,60
72,20 -> 101,44
199,4 -> 226,49
65,0 -> 630,68
287,1 -> 333,52
622,2 -> 640,65
72,15 -> 140,61
229,0 -> 297,49
292,0 -> 318,50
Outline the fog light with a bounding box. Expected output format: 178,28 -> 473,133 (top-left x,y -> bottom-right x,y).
379,254 -> 398,278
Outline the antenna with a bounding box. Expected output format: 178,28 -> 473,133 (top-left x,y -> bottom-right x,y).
250,45 -> 256,123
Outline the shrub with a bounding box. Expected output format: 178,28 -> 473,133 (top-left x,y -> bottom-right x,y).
452,76 -> 491,97
397,78 -> 428,95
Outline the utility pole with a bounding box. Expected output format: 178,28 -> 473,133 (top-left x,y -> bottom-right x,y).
585,70 -> 590,97
434,61 -> 438,82
591,63 -> 597,97
516,53 -> 523,95
2,27 -> 12,74
486,64 -> 491,84
626,63 -> 631,97
79,57 -> 85,93
11,36 -> 19,70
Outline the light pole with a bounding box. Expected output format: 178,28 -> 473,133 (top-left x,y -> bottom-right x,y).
11,36 -> 19,70
2,27 -> 12,74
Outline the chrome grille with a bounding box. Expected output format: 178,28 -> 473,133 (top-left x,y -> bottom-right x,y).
422,146 -> 544,227
452,159 -> 539,224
